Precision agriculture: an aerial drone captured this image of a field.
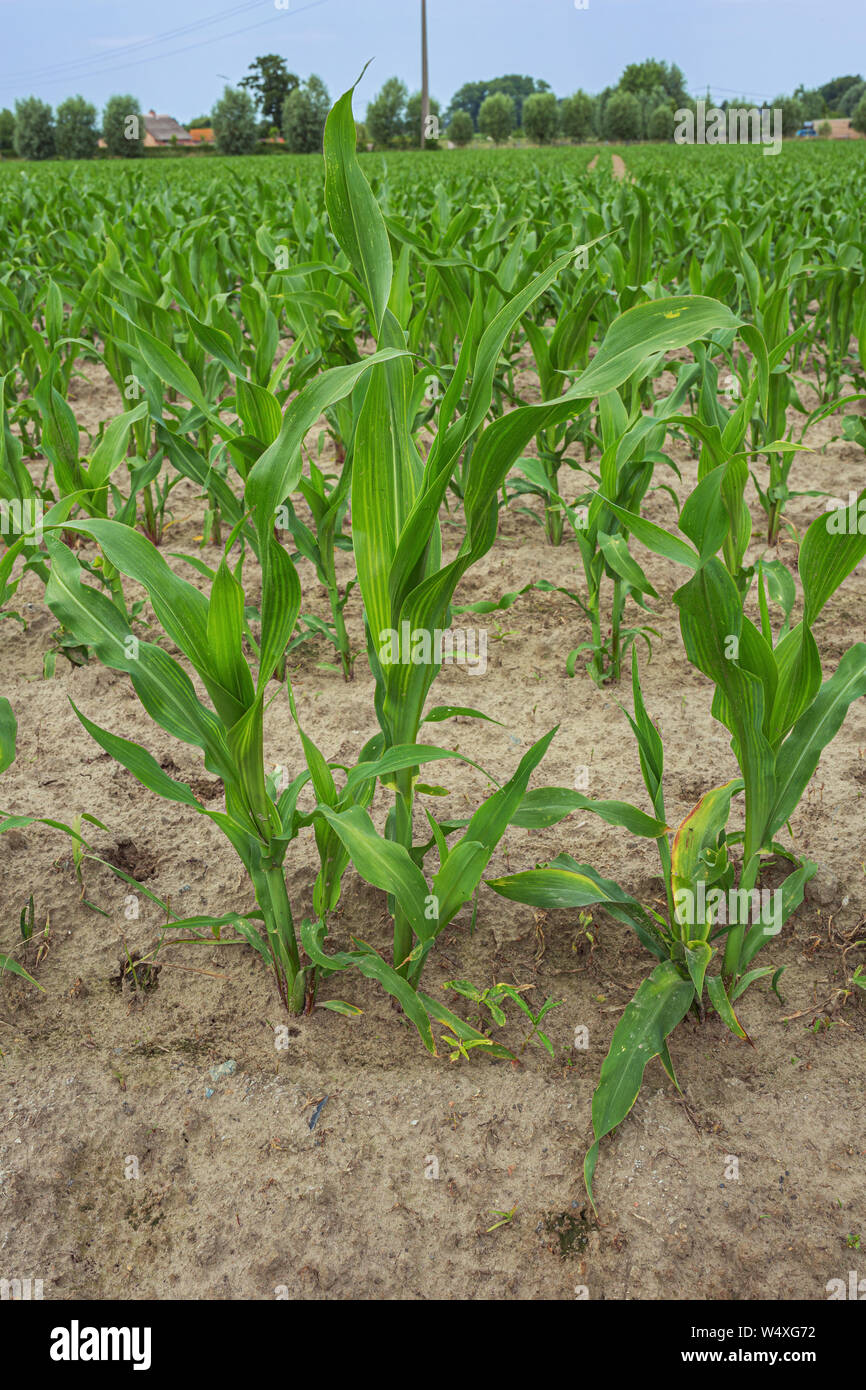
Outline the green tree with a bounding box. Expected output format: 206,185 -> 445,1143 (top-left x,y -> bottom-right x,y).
447,74 -> 548,128
406,90 -> 441,144
282,74 -> 330,153
212,85 -> 258,155
839,81 -> 866,117
487,75 -> 549,126
620,59 -> 687,107
793,85 -> 827,120
187,115 -> 211,129
522,91 -> 559,144
818,74 -> 863,111
55,96 -> 99,160
478,91 -> 515,144
603,90 -> 642,142
14,98 -> 55,160
648,103 -> 674,141
0,108 -> 14,153
365,77 -> 408,148
447,109 -> 474,146
102,95 -> 144,157
239,55 -> 299,128
851,93 -> 866,135
446,80 -> 487,127
561,90 -> 593,142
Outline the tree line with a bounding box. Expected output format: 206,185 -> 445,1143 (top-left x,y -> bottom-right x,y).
3,59 -> 865,161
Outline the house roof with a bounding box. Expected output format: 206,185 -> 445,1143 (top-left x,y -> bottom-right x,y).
143,114 -> 192,143
188,127 -> 214,142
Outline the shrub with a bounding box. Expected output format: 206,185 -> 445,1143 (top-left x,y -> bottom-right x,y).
102,96 -> 144,157
13,97 -> 55,160
478,91 -> 515,144
212,85 -> 257,156
522,91 -> 559,144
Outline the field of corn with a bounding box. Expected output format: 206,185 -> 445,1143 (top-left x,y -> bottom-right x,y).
1,92 -> 865,1300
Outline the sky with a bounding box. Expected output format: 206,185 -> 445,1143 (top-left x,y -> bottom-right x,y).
0,0 -> 862,121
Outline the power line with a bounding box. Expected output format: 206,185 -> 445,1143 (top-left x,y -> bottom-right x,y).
0,0 -> 330,99
1,0 -> 271,86
698,84 -> 778,99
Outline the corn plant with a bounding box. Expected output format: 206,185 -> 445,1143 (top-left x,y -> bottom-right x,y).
239,76 -> 744,1041
42,519 -> 325,1009
490,471 -> 866,1204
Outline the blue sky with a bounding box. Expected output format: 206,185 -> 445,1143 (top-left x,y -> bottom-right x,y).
0,0 -> 861,121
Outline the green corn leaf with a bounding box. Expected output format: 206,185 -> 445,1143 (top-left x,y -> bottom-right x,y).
257,537 -> 301,693
315,804 -> 433,943
510,787 -> 668,838
207,560 -> 256,726
0,955 -> 43,989
421,705 -> 503,726
133,322 -> 211,416
768,644 -> 866,840
70,701 -> 203,808
706,972 -> 749,1039
800,488 -> 866,626
487,854 -> 668,960
44,536 -> 232,779
734,858 -> 816,970
767,621 -> 821,747
570,297 -> 739,400
431,840 -> 490,935
585,960 -> 695,1207
342,744 -> 490,798
245,348 -> 408,538
597,530 -> 659,599
86,400 -> 149,490
236,378 -> 282,448
0,695 -> 16,776
323,72 -> 392,333
458,727 -> 557,856
684,941 -> 713,996
674,560 -> 775,860
599,500 -> 700,571
301,916 -> 434,1052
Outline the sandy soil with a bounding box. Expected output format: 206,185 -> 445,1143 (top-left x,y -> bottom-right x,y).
1,349 -> 864,1301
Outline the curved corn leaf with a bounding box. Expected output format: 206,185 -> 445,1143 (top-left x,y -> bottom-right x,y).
585,960 -> 695,1208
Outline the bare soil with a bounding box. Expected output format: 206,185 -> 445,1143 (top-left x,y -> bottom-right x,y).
1,356 -> 864,1301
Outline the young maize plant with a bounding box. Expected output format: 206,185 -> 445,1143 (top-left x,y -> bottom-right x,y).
42,518 -> 325,1010
235,75 -> 748,1044
490,474 -> 866,1206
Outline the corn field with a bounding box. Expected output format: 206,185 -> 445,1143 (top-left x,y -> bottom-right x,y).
1,89 -> 865,1301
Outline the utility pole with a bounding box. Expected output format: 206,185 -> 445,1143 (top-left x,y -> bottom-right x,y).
420,0 -> 429,148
